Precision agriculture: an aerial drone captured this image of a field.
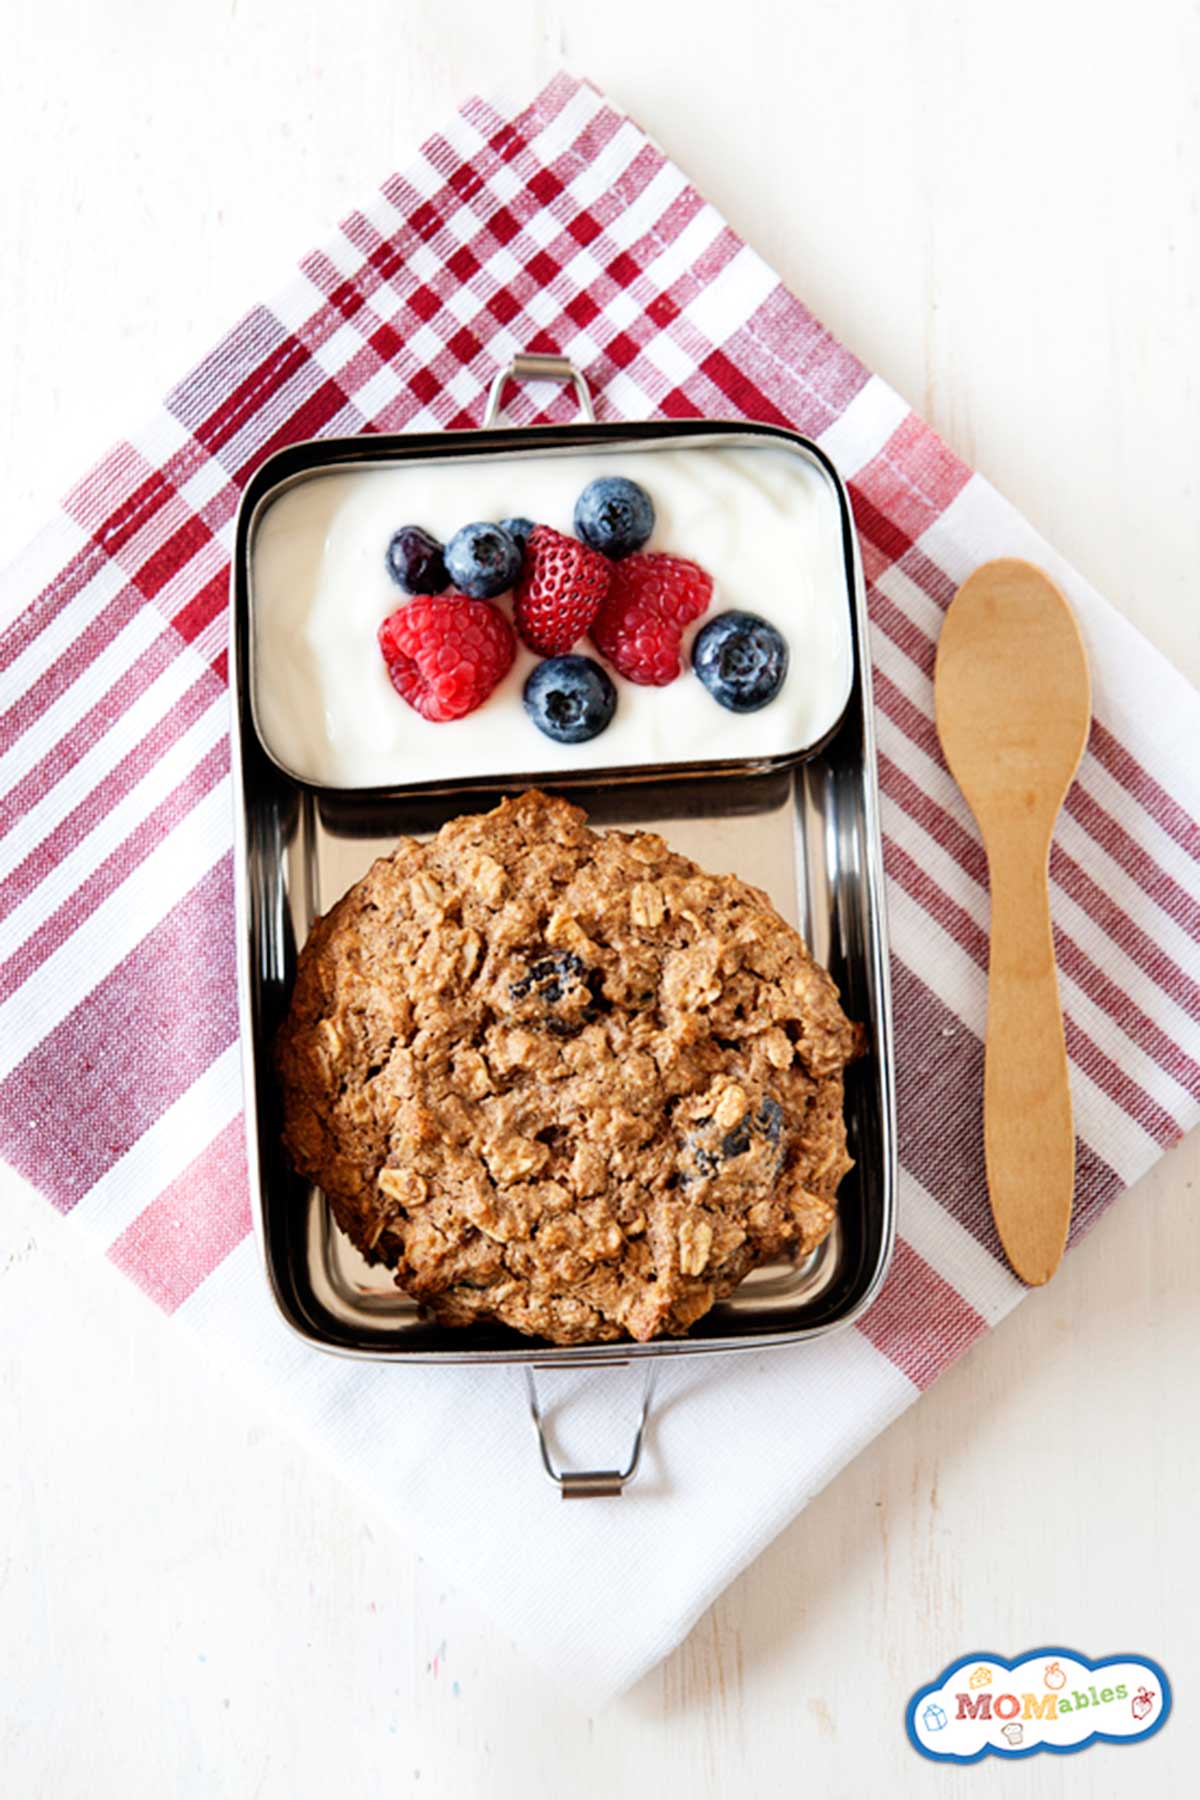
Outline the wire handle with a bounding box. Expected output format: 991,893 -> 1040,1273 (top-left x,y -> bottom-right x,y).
524,1364 -> 656,1498
483,353 -> 595,428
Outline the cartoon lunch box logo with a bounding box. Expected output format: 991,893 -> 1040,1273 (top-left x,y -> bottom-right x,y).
906,1648 -> 1171,1763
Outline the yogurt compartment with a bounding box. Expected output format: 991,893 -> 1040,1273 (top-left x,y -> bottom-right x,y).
248,439 -> 855,790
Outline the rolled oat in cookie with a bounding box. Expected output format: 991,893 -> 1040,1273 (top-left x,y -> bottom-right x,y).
276,790 -> 861,1346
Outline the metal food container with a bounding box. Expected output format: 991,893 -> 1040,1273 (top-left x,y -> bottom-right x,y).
230,355 -> 897,1495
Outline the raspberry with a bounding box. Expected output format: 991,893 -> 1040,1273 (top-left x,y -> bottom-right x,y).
512,525 -> 610,655
377,595 -> 515,722
590,553 -> 713,685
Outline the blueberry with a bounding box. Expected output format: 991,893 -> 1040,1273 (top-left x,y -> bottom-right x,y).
692,611 -> 788,712
385,525 -> 447,595
721,1096 -> 784,1160
720,1119 -> 752,1160
523,655 -> 617,744
444,521 -> 522,598
684,1094 -> 787,1179
499,516 -> 534,555
508,950 -> 606,1036
509,951 -> 588,1004
755,1096 -> 784,1143
573,476 -> 654,558
684,1141 -> 722,1179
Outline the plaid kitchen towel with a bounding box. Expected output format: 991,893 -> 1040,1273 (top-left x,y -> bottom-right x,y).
1,71 -> 1197,1706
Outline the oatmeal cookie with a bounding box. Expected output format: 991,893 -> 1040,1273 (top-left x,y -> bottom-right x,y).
277,790 -> 860,1345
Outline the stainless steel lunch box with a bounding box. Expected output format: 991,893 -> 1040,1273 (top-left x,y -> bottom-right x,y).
230,355 -> 897,1494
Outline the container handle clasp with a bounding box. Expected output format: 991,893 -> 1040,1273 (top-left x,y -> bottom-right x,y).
484,353 -> 595,428
524,1363 -> 656,1498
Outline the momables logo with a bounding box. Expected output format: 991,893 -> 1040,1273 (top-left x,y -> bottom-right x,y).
907,1648 -> 1171,1763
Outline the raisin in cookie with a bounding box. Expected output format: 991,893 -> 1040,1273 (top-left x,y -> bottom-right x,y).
277,790 -> 860,1345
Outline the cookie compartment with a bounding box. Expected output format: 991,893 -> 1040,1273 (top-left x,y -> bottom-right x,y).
231,394 -> 895,1376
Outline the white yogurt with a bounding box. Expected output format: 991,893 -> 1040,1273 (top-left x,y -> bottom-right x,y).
249,443 -> 854,788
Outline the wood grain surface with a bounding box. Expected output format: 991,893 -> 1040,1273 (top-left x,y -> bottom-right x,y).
1,2 -> 1197,1795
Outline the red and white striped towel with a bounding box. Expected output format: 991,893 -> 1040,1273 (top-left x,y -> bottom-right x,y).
1,72 -> 1197,1703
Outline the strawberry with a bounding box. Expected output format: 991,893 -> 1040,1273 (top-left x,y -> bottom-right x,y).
513,525 -> 611,656
590,553 -> 713,685
378,595 -> 515,722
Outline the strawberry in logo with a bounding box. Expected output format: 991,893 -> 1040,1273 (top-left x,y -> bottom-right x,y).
1131,1687 -> 1155,1722
590,552 -> 713,685
513,525 -> 610,656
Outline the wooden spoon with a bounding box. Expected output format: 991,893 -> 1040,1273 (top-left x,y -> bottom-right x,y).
934,559 -> 1091,1285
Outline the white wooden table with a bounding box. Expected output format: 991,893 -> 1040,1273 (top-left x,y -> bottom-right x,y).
1,2 -> 1196,1793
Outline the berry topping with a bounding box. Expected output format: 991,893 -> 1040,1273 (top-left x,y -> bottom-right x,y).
377,596 -> 515,722
589,553 -> 713,685
574,476 -> 655,558
385,526 -> 447,596
513,525 -> 611,656
523,655 -> 617,744
692,611 -> 789,712
499,516 -> 535,554
444,521 -> 522,599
